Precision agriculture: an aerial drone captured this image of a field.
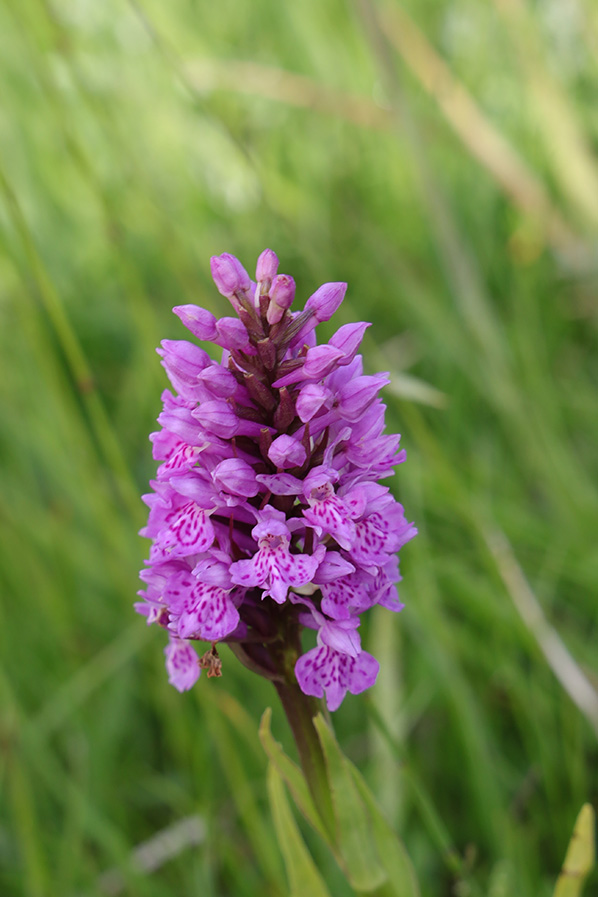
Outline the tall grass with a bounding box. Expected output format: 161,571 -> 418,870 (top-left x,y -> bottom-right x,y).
1,0 -> 596,894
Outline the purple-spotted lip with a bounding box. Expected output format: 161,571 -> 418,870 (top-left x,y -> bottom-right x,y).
258,532 -> 288,551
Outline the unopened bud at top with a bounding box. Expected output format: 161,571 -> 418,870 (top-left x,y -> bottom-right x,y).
304,282 -> 347,323
256,248 -> 279,284
267,274 -> 296,324
173,305 -> 218,342
210,253 -> 251,300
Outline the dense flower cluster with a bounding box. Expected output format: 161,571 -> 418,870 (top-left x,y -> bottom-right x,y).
137,250 -> 416,710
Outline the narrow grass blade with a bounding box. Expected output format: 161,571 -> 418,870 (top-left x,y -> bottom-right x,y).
259,708 -> 329,842
8,754 -> 48,897
483,526 -> 598,739
0,161 -> 141,521
267,764 -> 333,897
380,2 -> 578,254
203,700 -> 285,890
313,715 -> 387,892
493,0 -> 598,231
185,58 -> 391,131
553,804 -> 595,897
350,764 -> 420,897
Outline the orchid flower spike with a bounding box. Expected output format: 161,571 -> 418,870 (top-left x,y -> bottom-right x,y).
137,251 -> 416,709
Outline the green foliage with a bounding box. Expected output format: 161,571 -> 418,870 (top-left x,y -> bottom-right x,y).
315,714 -> 419,895
260,707 -> 329,842
553,804 -> 595,897
262,706 -> 419,896
1,0 -> 597,895
267,765 -> 333,897
314,715 -> 389,892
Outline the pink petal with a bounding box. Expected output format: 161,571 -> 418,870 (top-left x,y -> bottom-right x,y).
167,502 -> 215,557
164,639 -> 200,692
347,651 -> 380,696
230,552 -> 269,589
303,497 -> 356,550
190,583 -> 240,641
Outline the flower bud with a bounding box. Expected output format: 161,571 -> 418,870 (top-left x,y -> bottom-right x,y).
267,274 -> 296,324
156,340 -> 211,399
213,458 -> 259,497
272,345 -> 344,388
296,383 -> 332,422
329,321 -> 371,364
173,305 -> 218,341
192,400 -> 239,439
268,434 -> 307,470
304,282 -> 347,323
337,373 -> 390,422
256,248 -> 279,283
210,253 -> 251,299
197,366 -> 237,398
215,317 -> 251,351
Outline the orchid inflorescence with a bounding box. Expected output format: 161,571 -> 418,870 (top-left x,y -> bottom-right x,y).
137,249 -> 416,710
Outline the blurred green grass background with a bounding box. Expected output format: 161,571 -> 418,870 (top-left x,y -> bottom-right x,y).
1,0 -> 597,894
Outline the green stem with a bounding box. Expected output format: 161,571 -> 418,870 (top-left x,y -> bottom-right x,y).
274,679 -> 336,840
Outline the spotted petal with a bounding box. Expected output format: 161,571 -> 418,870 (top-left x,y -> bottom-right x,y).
321,573 -> 372,620
164,501 -> 215,557
177,582 -> 240,641
295,646 -> 379,711
164,639 -> 200,692
303,495 -> 356,550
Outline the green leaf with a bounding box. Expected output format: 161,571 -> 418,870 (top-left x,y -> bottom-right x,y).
314,715 -> 387,892
267,763 -> 333,897
350,764 -> 421,897
553,804 -> 595,897
203,700 -> 285,889
259,708 -> 330,842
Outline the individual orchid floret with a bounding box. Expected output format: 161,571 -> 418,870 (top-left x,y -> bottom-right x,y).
350,497 -> 417,572
173,306 -> 253,354
301,467 -> 364,550
164,637 -> 201,692
153,499 -> 216,561
337,372 -> 391,422
295,644 -> 379,712
273,345 -> 345,388
150,431 -> 201,480
229,507 -> 323,604
156,340 -> 210,402
138,248 -> 416,713
320,571 -> 374,620
285,281 -> 347,348
192,400 -> 265,439
312,551 -> 356,582
299,604 -> 363,657
215,317 -> 253,352
329,321 -> 371,363
165,567 -> 240,642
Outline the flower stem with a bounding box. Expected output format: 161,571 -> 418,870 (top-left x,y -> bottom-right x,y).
273,678 -> 336,840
